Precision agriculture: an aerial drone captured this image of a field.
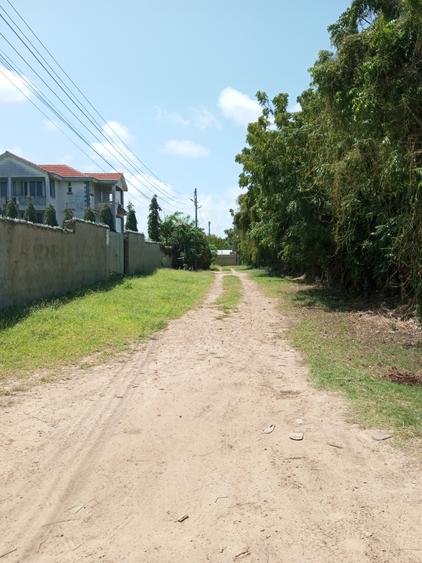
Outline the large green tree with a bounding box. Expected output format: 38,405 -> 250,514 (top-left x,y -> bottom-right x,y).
147,195 -> 161,241
233,0 -> 422,314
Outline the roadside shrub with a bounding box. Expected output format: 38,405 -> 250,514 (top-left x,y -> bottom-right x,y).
5,199 -> 18,219
62,208 -> 74,226
100,204 -> 115,232
84,207 -> 96,222
43,204 -> 58,227
23,198 -> 37,223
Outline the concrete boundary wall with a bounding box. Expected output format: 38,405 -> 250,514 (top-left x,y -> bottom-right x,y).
215,252 -> 238,266
0,218 -> 124,309
124,231 -> 172,274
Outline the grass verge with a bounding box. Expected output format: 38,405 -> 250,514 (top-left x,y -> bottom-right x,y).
0,269 -> 213,385
216,274 -> 242,314
249,270 -> 422,442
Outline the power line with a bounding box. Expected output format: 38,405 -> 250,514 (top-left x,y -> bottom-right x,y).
0,55 -> 161,209
0,51 -> 192,214
0,3 -> 190,209
3,0 -> 187,203
0,17 -> 182,208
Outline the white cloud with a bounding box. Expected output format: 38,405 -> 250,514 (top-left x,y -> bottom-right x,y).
90,120 -> 134,167
218,87 -> 261,127
156,105 -> 221,130
191,107 -> 221,130
103,120 -> 132,143
163,139 -> 210,158
0,67 -> 31,103
155,106 -> 190,127
197,185 -> 242,236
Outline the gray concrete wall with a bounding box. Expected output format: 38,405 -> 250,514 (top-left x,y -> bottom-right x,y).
108,231 -> 124,275
0,218 -> 123,309
124,231 -> 172,274
215,252 -> 238,266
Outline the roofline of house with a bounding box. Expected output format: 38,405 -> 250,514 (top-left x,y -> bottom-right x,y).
0,151 -> 128,190
0,150 -> 48,176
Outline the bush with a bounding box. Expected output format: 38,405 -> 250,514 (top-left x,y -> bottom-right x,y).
62,208 -> 74,226
84,207 -> 96,222
4,199 -> 18,219
23,199 -> 37,223
43,204 -> 58,227
99,204 -> 115,232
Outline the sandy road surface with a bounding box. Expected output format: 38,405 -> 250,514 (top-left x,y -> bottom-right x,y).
0,272 -> 421,562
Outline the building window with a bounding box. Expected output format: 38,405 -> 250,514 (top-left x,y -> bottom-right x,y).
12,178 -> 45,198
12,179 -> 27,196
67,182 -> 72,194
29,180 -> 44,197
0,179 -> 7,199
50,178 -> 56,198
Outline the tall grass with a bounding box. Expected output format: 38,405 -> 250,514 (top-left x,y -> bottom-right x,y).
250,270 -> 422,442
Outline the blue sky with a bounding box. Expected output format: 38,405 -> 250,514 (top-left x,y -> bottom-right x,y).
0,0 -> 350,234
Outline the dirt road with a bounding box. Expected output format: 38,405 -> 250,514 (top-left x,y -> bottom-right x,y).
0,272 -> 421,562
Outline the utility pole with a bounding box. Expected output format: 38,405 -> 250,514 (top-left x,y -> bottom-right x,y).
190,188 -> 201,228
208,221 -> 211,236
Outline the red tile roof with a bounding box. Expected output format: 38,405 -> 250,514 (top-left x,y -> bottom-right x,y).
84,172 -> 123,181
39,164 -> 84,177
39,164 -> 123,183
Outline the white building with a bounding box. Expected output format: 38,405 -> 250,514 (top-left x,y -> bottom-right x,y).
0,151 -> 127,233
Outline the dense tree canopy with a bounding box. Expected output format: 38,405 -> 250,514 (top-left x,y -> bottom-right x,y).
233,0 -> 421,315
160,212 -> 212,270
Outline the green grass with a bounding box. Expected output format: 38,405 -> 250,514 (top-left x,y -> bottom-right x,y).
215,274 -> 242,314
0,269 -> 213,385
249,270 -> 422,442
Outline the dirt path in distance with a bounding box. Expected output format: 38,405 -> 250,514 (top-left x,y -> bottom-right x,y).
0,271 -> 421,562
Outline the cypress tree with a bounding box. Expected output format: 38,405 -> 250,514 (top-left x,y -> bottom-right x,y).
5,199 -> 19,219
125,201 -> 138,231
147,195 -> 161,241
62,208 -> 74,226
84,207 -> 96,222
100,204 -> 115,232
23,198 -> 37,222
43,204 -> 58,227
